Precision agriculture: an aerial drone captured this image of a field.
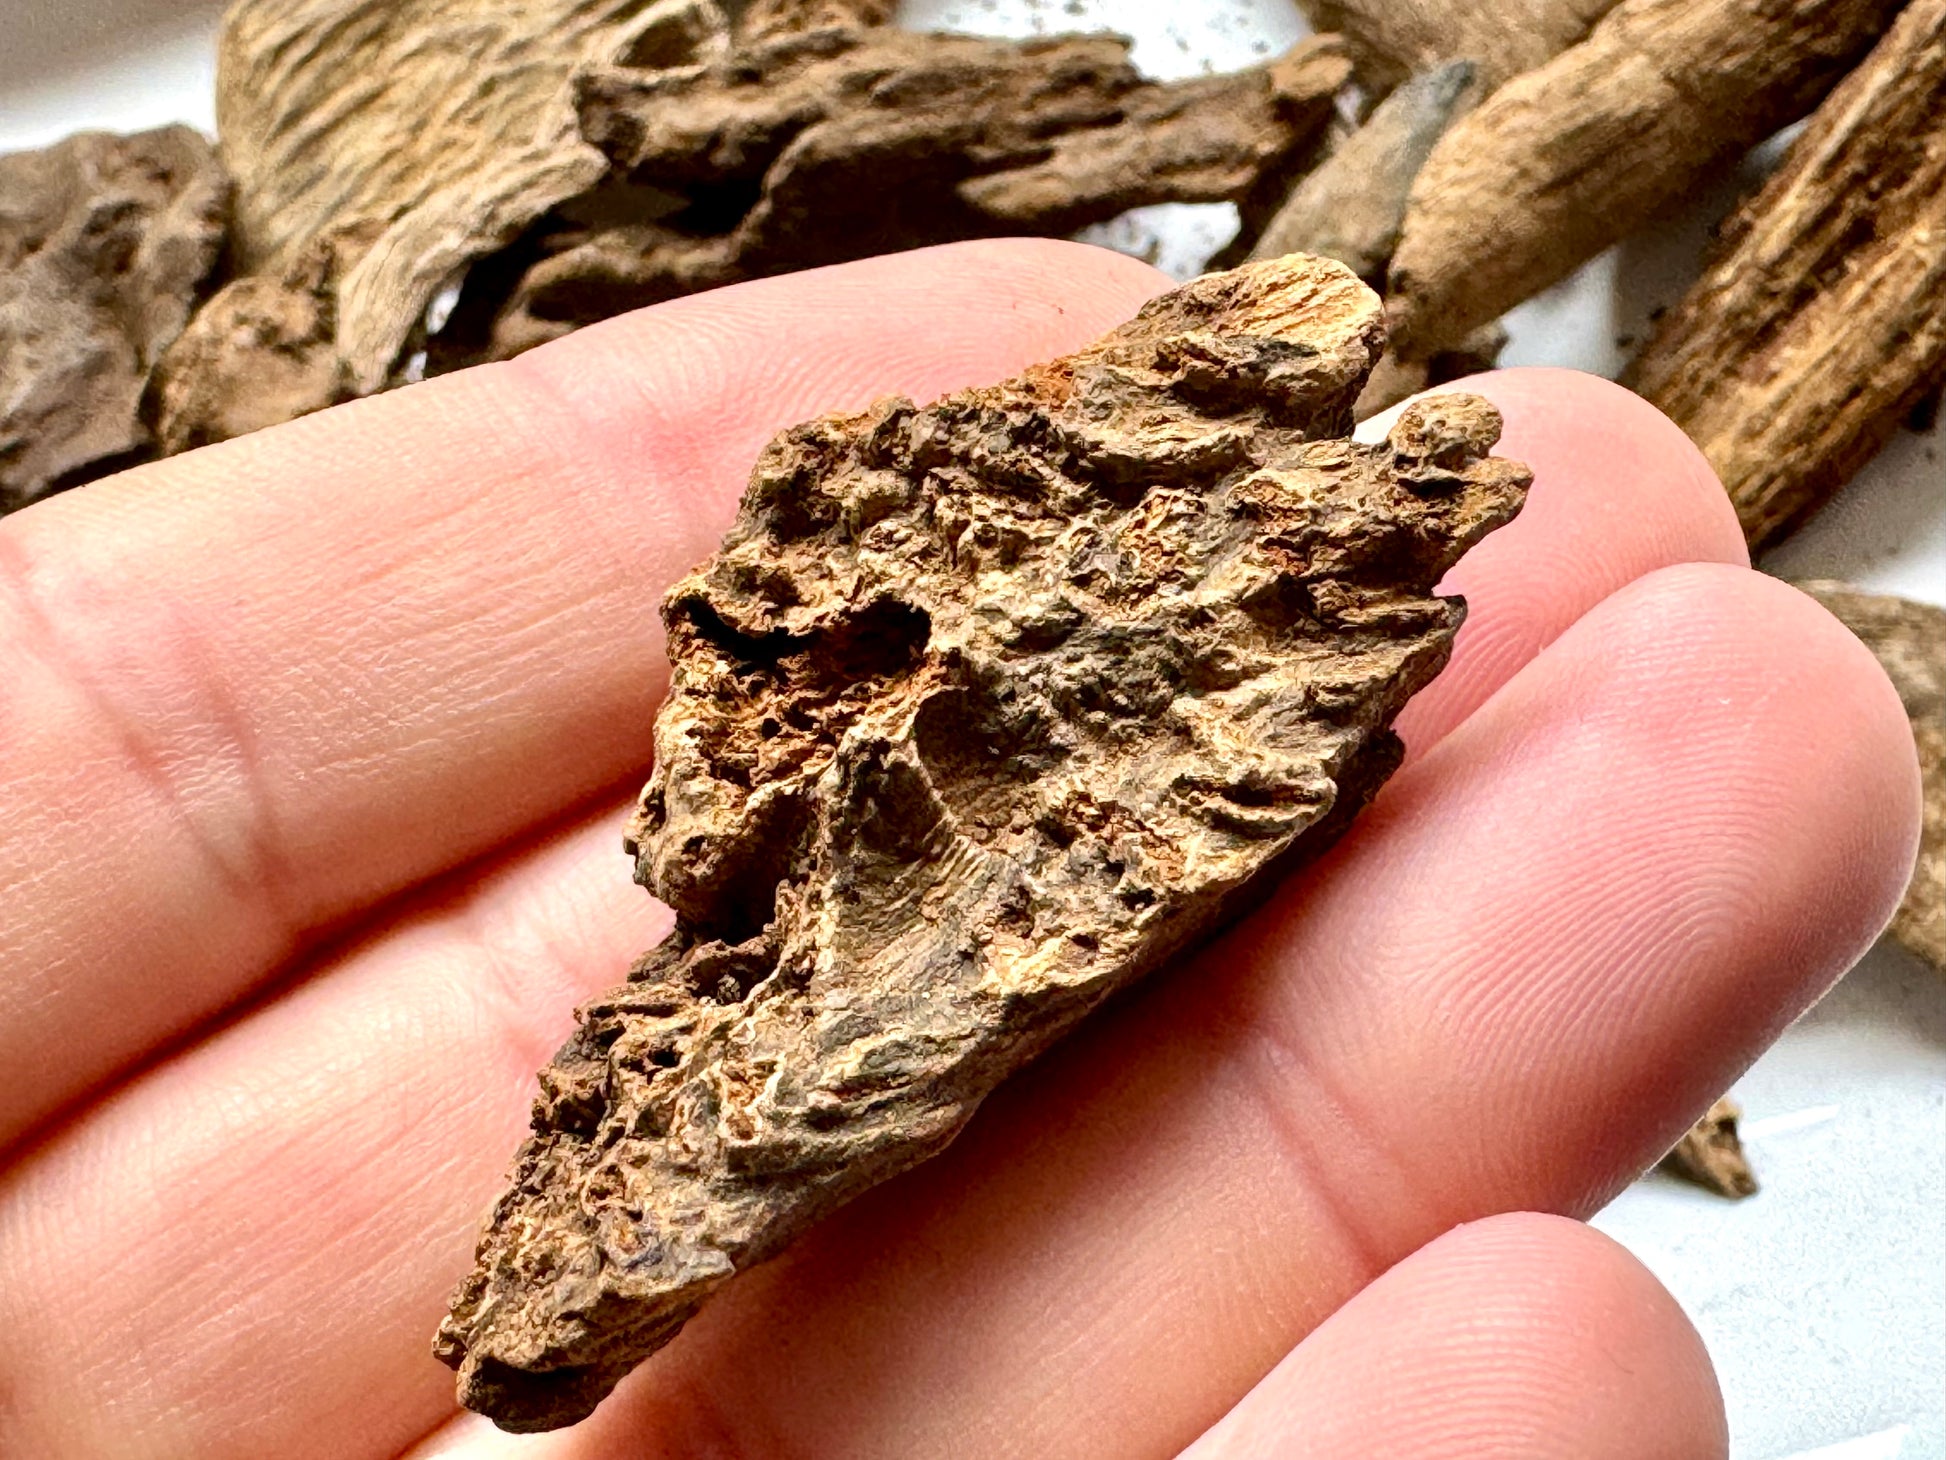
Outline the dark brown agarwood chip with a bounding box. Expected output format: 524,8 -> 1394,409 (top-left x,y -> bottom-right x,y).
1661,1097 -> 1758,1199
436,255 -> 1531,1432
1248,58 -> 1477,283
1625,0 -> 1946,552
0,126 -> 227,513
1386,0 -> 1903,361
1294,0 -> 1620,98
478,28 -> 1352,358
1797,583 -> 1945,976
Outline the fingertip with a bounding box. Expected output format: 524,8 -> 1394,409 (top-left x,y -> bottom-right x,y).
1186,1210 -> 1726,1459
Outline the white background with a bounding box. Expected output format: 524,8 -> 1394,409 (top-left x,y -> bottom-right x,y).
3,1 -> 1942,1455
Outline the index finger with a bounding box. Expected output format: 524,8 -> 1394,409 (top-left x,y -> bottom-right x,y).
0,238 -> 1171,1150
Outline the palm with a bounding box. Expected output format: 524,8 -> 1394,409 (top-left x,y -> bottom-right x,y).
0,241 -> 1916,1460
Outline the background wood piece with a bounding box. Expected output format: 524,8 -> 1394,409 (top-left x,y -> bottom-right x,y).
475,29 -> 1349,359
1798,582 -> 1946,978
734,0 -> 893,35
0,126 -> 226,512
216,0 -> 730,394
1248,58 -> 1475,281
1386,0 -> 1902,361
1626,0 -> 1946,552
1661,1097 -> 1759,1199
1294,0 -> 1618,97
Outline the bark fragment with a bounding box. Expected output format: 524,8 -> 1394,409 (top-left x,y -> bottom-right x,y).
1293,0 -> 1619,98
475,29 -> 1351,358
1248,59 -> 1477,283
1386,0 -> 1903,360
1625,0 -> 1946,551
211,0 -> 729,401
1661,1097 -> 1758,1199
1798,583 -> 1945,977
436,255 -> 1530,1432
0,127 -> 227,512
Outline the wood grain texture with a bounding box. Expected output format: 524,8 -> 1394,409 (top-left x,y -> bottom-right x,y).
1294,0 -> 1618,96
215,0 -> 729,392
1626,0 -> 1946,551
435,256 -> 1530,1432
1387,0 -> 1902,359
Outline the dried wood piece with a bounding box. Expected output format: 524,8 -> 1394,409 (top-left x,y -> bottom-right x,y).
212,0 -> 729,399
1798,583 -> 1945,977
476,29 -> 1351,357
436,255 -> 1530,1431
1249,60 -> 1475,281
1624,0 -> 1946,551
0,127 -> 227,512
1294,0 -> 1619,97
1386,0 -> 1902,361
1661,1097 -> 1758,1198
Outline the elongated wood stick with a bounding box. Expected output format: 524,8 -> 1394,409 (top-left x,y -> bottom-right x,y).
1294,0 -> 1617,97
1626,0 -> 1946,550
1386,0 -> 1901,361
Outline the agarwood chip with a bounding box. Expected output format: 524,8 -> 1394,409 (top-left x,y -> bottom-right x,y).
1294,0 -> 1619,98
1661,1097 -> 1758,1199
213,0 -> 729,398
436,255 -> 1530,1431
476,27 -> 1350,358
1386,0 -> 1902,360
0,127 -> 227,512
1798,582 -> 1945,977
1624,0 -> 1946,551
1249,59 -> 1477,282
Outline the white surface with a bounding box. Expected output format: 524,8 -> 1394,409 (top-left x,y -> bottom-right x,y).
4,1 -> 1943,1454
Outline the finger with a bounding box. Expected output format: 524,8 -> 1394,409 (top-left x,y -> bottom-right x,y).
1179,1213 -> 1726,1460
1372,368 -> 1747,755
0,238 -> 1171,1149
0,565 -> 1914,1460
0,798 -> 661,1460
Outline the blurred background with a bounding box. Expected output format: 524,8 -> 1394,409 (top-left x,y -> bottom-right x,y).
3,2 -> 1941,1456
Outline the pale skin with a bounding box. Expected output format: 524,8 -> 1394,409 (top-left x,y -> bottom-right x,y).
0,239 -> 1921,1460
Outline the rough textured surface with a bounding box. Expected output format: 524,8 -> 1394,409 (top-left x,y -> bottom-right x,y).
436,255 -> 1530,1432
1386,0 -> 1902,360
0,126 -> 227,513
465,28 -> 1351,360
146,235 -> 353,456
1294,0 -> 1619,97
736,0 -> 893,36
1662,1096 -> 1758,1199
1626,0 -> 1946,551
211,0 -> 728,395
1248,59 -> 1476,282
1799,583 -> 1945,978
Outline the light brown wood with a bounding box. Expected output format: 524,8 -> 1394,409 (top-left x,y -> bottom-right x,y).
1627,0 -> 1946,551
1386,0 -> 1901,360
1294,0 -> 1617,96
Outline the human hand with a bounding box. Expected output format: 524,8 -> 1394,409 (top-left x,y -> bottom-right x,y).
0,240 -> 1919,1460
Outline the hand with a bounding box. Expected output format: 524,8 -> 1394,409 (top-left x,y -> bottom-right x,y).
0,240 -> 1918,1460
